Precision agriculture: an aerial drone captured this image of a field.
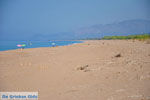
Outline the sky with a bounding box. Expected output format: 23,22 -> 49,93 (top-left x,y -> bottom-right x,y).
0,0 -> 150,39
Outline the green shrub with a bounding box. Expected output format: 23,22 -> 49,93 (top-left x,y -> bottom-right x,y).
102,34 -> 150,40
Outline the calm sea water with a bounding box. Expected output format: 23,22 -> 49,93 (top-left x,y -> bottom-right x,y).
0,40 -> 83,51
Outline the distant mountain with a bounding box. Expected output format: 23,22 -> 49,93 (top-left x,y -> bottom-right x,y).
75,19 -> 150,39
32,19 -> 150,40
1,19 -> 150,41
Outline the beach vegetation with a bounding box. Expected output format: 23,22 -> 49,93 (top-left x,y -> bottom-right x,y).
102,33 -> 150,40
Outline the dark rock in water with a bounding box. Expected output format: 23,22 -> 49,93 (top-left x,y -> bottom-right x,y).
115,53 -> 121,57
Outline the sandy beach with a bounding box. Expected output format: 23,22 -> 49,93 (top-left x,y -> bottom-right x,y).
0,40 -> 150,100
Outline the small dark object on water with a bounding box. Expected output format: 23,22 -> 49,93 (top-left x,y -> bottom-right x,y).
115,53 -> 121,57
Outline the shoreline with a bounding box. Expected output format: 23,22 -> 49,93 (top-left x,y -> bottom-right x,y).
0,40 -> 84,52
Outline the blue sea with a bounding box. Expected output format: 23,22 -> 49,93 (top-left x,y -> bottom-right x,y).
0,40 -> 83,51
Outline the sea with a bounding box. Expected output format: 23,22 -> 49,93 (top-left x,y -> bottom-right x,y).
0,40 -> 83,51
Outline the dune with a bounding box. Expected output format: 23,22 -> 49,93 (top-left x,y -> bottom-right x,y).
0,40 -> 150,100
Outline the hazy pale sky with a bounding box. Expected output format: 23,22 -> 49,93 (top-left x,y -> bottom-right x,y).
0,0 -> 149,36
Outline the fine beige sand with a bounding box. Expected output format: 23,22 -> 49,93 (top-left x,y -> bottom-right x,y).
0,40 -> 150,100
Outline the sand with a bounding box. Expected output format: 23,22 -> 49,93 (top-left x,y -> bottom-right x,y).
0,40 -> 150,100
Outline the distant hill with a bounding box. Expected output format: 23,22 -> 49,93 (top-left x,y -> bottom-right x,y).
0,19 -> 150,41
75,19 -> 150,39
31,19 -> 150,40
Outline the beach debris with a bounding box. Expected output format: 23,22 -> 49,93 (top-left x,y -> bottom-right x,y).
146,96 -> 150,100
65,89 -> 78,93
115,53 -> 121,57
146,40 -> 150,44
115,89 -> 125,92
84,69 -> 91,72
107,96 -> 114,100
20,63 -> 23,66
77,65 -> 89,71
132,40 -> 135,42
128,94 -> 143,98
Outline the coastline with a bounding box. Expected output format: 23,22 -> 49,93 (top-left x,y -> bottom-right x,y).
0,40 -> 84,52
0,40 -> 150,100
